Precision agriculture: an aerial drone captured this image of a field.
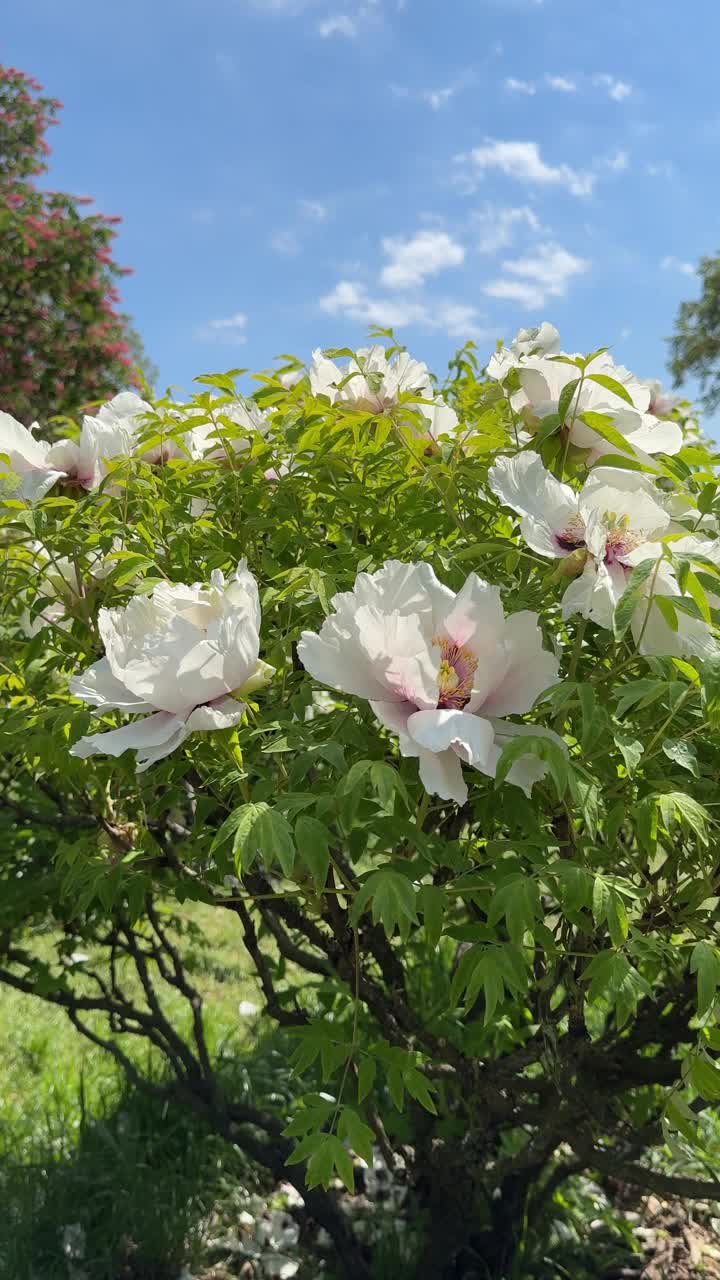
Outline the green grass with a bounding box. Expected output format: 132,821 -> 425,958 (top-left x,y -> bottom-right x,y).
0,901 -> 276,1280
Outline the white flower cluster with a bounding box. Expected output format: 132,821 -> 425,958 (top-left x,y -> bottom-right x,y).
4,327 -> 717,802
0,391 -> 271,500
488,323 -> 718,661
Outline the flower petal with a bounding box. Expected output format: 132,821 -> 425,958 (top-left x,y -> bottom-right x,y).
69,657 -> 155,711
488,453 -> 579,559
473,611 -> 559,717
406,708 -> 495,767
70,711 -> 187,767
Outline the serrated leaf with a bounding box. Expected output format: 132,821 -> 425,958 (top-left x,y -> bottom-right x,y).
295,816 -> 331,889
403,1068 -> 437,1114
351,868 -> 418,938
339,1108 -> 374,1166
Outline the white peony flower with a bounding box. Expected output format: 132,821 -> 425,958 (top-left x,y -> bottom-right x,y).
511,322 -> 561,358
310,345 -> 458,440
21,541 -> 119,638
69,561 -> 273,770
644,379 -> 682,420
0,411 -> 69,500
627,534 -> 720,660
487,342 -> 682,463
185,397 -> 271,461
297,560 -> 561,804
489,452 -> 671,628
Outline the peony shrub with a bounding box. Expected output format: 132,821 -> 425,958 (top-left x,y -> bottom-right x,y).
2,329 -> 720,1277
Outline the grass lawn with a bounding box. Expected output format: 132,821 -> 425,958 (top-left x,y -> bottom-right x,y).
0,901 -> 279,1280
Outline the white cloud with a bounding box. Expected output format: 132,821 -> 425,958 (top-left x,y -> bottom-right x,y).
472,204 -> 542,254
380,230 -> 465,289
299,199 -> 329,222
605,149 -> 630,172
505,77 -> 536,95
270,229 -> 301,255
646,161 -> 674,179
456,139 -> 595,197
391,71 -> 476,112
319,280 -> 488,340
318,13 -> 358,36
545,75 -> 576,93
594,73 -> 633,102
660,256 -> 696,277
195,312 -> 248,344
483,242 -> 589,309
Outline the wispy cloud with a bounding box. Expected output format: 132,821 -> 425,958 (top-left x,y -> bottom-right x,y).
660,256 -> 696,277
505,77 -> 536,95
391,71 -> 476,111
455,139 -> 595,197
545,74 -> 576,93
195,312 -> 248,344
604,149 -> 630,172
646,161 -> 675,180
270,230 -> 301,255
472,204 -> 543,254
318,13 -> 358,36
319,280 -> 488,340
299,198 -> 329,222
380,230 -> 465,289
483,242 -> 589,309
594,73 -> 633,102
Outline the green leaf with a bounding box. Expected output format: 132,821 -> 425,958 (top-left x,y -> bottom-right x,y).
579,410 -> 634,457
586,373 -> 634,406
357,1056 -> 376,1103
615,678 -> 668,719
419,884 -> 445,949
338,1107 -> 374,1166
488,874 -> 540,945
680,566 -> 712,624
403,1068 -> 438,1114
495,733 -> 568,797
295,816 -> 331,889
370,761 -> 409,811
306,1134 -> 355,1193
613,558 -> 657,641
387,1065 -> 405,1111
219,802 -> 295,876
662,738 -> 699,776
351,869 -> 418,939
557,377 -> 581,424
614,731 -> 644,775
690,942 -> 720,1017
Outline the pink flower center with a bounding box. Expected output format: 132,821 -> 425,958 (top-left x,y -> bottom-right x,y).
433,637 -> 478,710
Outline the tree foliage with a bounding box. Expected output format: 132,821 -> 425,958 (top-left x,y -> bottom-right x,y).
2,331 -> 720,1279
0,63 -> 152,425
669,251 -> 720,411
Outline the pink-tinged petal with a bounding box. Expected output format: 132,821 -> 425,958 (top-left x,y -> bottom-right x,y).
488,453 -> 579,559
561,561 -> 626,630
351,560 -> 454,630
406,708 -> 495,767
297,623 -> 397,702
416,747 -> 468,804
442,573 -> 506,650
184,697 -> 246,733
473,611 -> 559,717
70,711 -> 187,767
370,699 -> 415,736
69,657 -> 154,711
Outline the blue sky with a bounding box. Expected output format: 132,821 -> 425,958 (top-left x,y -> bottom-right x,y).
5,0 -> 720,407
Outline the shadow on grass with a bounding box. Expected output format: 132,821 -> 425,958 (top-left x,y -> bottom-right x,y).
0,1035 -> 295,1280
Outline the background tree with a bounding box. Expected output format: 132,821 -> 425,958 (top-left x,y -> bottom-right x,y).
2,341 -> 720,1280
0,64 -> 153,425
669,252 -> 720,410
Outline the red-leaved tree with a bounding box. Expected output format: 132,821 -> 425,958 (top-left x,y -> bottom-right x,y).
0,64 -> 152,425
